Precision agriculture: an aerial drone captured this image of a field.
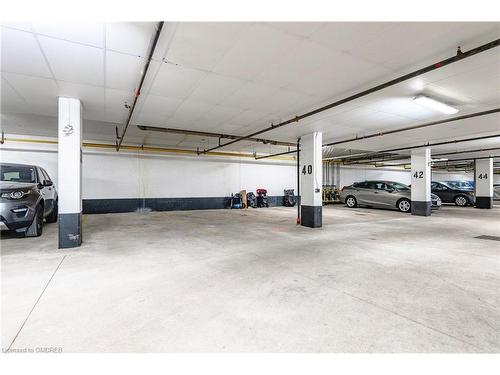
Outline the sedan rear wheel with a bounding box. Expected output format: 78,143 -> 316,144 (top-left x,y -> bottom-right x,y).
346,196 -> 357,208
398,199 -> 411,213
454,195 -> 468,207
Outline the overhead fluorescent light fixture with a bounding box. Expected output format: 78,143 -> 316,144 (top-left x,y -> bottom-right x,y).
413,95 -> 459,115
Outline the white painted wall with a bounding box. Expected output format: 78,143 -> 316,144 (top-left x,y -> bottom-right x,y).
84,151 -> 296,198
0,136 -> 482,202
326,165 -> 473,189
432,171 -> 474,182
0,139 -> 297,199
338,166 -> 412,187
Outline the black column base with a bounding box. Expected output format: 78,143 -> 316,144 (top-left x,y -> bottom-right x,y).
58,212 -> 82,249
411,201 -> 431,216
475,196 -> 493,209
301,205 -> 322,228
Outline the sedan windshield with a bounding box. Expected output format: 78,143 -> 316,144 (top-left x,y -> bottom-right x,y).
389,182 -> 410,191
0,165 -> 36,183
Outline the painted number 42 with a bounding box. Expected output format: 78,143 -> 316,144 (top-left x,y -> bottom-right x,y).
413,171 -> 424,179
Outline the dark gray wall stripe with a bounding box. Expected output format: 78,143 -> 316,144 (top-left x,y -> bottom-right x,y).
82,196 -> 289,214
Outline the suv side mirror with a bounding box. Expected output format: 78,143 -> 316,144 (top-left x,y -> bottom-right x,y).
43,180 -> 53,187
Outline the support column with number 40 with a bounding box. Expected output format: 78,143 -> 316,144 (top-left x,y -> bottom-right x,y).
300,132 -> 323,228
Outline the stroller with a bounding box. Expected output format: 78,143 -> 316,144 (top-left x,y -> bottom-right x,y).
256,189 -> 269,208
246,192 -> 257,208
229,193 -> 243,209
283,189 -> 297,207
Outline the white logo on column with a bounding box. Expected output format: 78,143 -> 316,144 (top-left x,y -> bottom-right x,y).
63,124 -> 74,136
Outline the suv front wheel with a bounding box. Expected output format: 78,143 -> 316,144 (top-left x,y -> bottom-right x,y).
26,205 -> 43,237
46,200 -> 58,223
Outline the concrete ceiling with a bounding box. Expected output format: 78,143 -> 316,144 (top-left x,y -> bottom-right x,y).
1,22 -> 499,158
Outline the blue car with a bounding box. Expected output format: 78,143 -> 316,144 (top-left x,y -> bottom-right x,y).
431,181 -> 475,206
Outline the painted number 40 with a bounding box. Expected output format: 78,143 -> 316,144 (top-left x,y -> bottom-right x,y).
302,165 -> 313,175
413,171 -> 424,179
478,173 -> 488,179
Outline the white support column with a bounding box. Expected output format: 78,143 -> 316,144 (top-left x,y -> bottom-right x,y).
411,148 -> 431,216
58,97 -> 82,248
474,158 -> 493,209
300,132 -> 322,228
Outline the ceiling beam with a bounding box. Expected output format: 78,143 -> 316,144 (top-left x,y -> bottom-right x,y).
200,38 -> 500,154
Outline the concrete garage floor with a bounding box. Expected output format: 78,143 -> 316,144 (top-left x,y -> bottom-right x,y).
1,205 -> 499,353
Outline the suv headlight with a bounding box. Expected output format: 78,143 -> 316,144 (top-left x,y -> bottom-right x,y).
1,190 -> 32,199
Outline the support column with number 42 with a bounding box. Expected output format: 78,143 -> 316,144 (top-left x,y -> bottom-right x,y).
411,148 -> 431,216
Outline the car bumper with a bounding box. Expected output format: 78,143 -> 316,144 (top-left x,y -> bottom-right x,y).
431,199 -> 442,209
0,199 -> 37,231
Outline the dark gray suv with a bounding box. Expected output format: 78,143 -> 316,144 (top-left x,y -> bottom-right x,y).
0,163 -> 58,237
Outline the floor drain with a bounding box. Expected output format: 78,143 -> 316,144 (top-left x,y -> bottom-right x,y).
475,235 -> 500,241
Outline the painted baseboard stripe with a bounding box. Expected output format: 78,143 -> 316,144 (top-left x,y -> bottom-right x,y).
82,196 -> 288,214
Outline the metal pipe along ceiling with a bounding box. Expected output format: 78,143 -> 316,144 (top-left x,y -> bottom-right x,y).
323,108 -> 500,147
116,21 -> 164,151
200,39 -> 500,154
1,137 -> 295,161
137,125 -> 296,147
324,133 -> 500,161
374,155 -> 500,168
340,146 -> 500,165
254,149 -> 299,160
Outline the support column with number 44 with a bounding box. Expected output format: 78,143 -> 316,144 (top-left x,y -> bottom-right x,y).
475,158 -> 493,209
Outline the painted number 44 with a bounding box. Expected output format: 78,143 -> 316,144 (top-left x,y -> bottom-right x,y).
478,173 -> 488,179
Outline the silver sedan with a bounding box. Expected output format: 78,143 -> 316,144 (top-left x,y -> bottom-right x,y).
340,180 -> 441,213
